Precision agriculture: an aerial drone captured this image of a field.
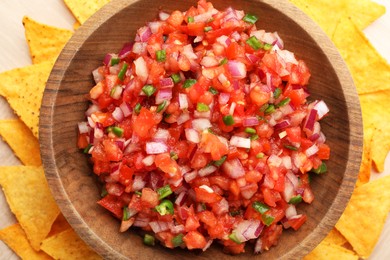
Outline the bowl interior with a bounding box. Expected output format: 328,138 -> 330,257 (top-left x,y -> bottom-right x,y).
40,0 -> 362,259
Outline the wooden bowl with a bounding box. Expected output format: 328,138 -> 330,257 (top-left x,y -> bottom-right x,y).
40,0 -> 363,259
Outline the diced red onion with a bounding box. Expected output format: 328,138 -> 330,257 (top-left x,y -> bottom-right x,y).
262,174 -> 275,189
266,73 -> 272,89
115,140 -> 125,150
155,88 -> 172,104
194,110 -> 211,119
242,116 -> 259,127
199,185 -> 214,193
124,143 -> 141,155
85,104 -> 100,117
153,128 -> 170,142
246,53 -> 259,64
240,183 -> 257,199
227,61 -> 247,79
175,191 -> 188,206
132,175 -> 146,191
160,77 -> 174,88
119,218 -> 135,232
109,65 -> 120,75
231,31 -> 241,41
142,155 -> 155,166
149,221 -> 169,233
138,26 -> 152,42
267,154 -> 282,167
184,170 -> 198,183
177,112 -> 190,125
194,36 -> 204,43
202,240 -> 213,252
313,100 -> 329,119
274,32 -> 284,49
192,118 -> 211,131
198,165 -> 217,177
106,183 -> 124,196
133,217 -> 150,227
229,102 -> 236,115
159,11 -> 170,21
237,177 -> 246,188
217,73 -> 230,86
132,42 -> 147,54
286,171 -> 299,188
119,102 -> 132,117
134,56 -> 148,82
145,142 -> 168,154
94,127 -> 104,139
103,53 -> 113,66
283,178 -> 294,202
218,92 -> 230,105
304,109 -> 317,131
317,132 -> 326,144
305,144 -> 319,157
179,93 -> 188,109
112,107 -> 124,122
285,205 -> 297,219
281,156 -> 292,169
254,238 -> 263,254
222,158 -> 245,179
194,11 -> 214,23
119,42 -> 133,59
274,120 -> 291,131
92,68 -> 103,83
185,128 -> 200,143
201,56 -> 219,67
148,21 -> 162,34
182,44 -> 198,60
309,133 -> 320,141
170,224 -> 185,234
279,104 -> 294,116
262,32 -> 277,45
216,35 -> 231,47
78,122 -> 89,134
230,136 -> 251,149
303,188 -> 314,203
234,220 -> 263,242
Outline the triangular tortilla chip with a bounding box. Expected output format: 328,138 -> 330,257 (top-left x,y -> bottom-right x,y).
47,213 -> 72,238
0,119 -> 41,166
41,229 -> 102,260
332,17 -> 390,94
304,242 -> 358,260
64,0 -> 111,24
0,61 -> 53,138
359,90 -> 390,172
356,127 -> 373,187
23,16 -> 73,64
335,175 -> 390,258
0,224 -> 52,260
322,228 -> 347,246
0,166 -> 60,251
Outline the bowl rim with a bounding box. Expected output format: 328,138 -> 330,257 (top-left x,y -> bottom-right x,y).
39,0 -> 363,259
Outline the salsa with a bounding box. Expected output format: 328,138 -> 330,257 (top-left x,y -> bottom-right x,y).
78,0 -> 330,254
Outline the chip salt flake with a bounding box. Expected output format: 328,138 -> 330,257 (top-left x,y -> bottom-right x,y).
336,175 -> 390,258
0,166 -> 60,251
41,229 -> 102,260
0,61 -> 53,138
64,0 -> 111,24
0,119 -> 41,166
0,224 -> 52,260
23,16 -> 73,64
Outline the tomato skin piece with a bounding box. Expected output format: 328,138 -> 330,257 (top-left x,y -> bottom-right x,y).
183,231 -> 207,250
287,214 -> 307,231
97,194 -> 124,219
194,187 -> 223,203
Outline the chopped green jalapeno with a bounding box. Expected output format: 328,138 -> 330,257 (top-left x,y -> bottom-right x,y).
262,214 -> 275,226
209,86 -> 218,94
111,126 -> 124,137
311,162 -> 327,174
244,127 -> 256,134
118,63 -> 128,81
110,57 -> 120,66
250,134 -> 259,141
142,85 -> 156,97
259,103 -> 269,112
264,104 -> 275,114
155,199 -> 174,215
188,16 -> 194,23
134,103 -> 141,114
171,73 -> 181,84
228,233 -> 242,244
214,155 -> 227,167
135,191 -> 142,196
243,13 -> 258,24
256,152 -> 264,159
252,201 -> 270,214
273,87 -> 282,99
100,187 -> 108,198
157,184 -> 173,200
156,50 -> 166,62
289,195 -> 303,205
197,103 -> 210,112
204,26 -> 212,32
223,115 -> 235,126
284,144 -> 298,151
170,151 -> 178,160
219,57 -> 228,65
246,36 -> 263,50
83,144 -> 92,154
157,100 -> 167,113
122,206 -> 130,221
143,234 -> 155,246
263,43 -> 273,51
276,97 -> 291,107
229,209 -> 242,217
183,79 -> 197,88
172,234 -> 184,247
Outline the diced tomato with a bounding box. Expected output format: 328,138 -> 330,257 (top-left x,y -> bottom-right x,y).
77,133 -> 89,149
260,224 -> 283,251
97,194 -> 124,219
287,214 -> 307,231
183,231 -> 207,249
187,22 -> 206,36
194,187 -> 222,203
185,215 -> 200,232
197,211 -> 217,227
141,187 -> 159,208
155,153 -> 181,179
285,126 -> 301,143
317,143 -> 330,160
133,107 -> 158,139
167,10 -> 184,28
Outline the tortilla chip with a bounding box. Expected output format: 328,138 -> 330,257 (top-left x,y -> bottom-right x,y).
23,16 -> 73,64
0,61 -> 53,138
0,119 -> 41,166
47,213 -> 72,238
0,166 -> 60,251
74,21 -> 81,30
41,229 -> 102,260
64,0 -> 111,24
290,0 -> 385,37
0,224 -> 52,260
335,175 -> 390,258
359,89 -> 390,172
332,17 -> 390,94
304,242 -> 358,260
322,228 -> 347,246
356,127 -> 373,187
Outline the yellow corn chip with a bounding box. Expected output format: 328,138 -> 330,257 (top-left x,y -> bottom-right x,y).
0,61 -> 53,138
0,166 -> 60,251
290,0 -> 385,37
23,16 -> 73,64
0,119 -> 41,166
336,175 -> 390,258
304,242 -> 358,260
47,213 -> 72,238
322,228 -> 347,246
359,89 -> 390,172
64,0 -> 111,24
74,21 -> 81,30
41,229 -> 102,260
356,127 -> 374,187
332,17 -> 390,94
0,224 -> 52,260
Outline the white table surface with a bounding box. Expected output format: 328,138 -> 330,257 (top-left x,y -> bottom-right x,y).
0,0 -> 389,259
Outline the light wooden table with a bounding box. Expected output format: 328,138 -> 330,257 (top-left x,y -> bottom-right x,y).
0,0 -> 388,259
